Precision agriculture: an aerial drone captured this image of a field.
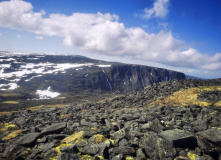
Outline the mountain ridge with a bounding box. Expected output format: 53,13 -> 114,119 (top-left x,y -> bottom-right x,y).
0,53 -> 185,99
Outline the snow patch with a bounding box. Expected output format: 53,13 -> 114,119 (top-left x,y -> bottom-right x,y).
96,65 -> 111,67
36,87 -> 60,99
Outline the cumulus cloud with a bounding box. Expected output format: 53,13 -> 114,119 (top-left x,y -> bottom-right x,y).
142,0 -> 169,19
0,0 -> 220,70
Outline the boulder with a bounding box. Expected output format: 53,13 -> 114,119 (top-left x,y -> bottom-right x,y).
17,132 -> 41,146
41,122 -> 66,135
159,129 -> 197,148
197,128 -> 221,146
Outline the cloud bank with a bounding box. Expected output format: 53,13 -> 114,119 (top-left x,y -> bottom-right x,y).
0,0 -> 220,70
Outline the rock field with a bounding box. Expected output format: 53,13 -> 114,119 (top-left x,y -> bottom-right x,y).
0,79 -> 221,160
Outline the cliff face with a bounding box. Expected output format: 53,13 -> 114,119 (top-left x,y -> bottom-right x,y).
42,64 -> 185,95
105,64 -> 185,93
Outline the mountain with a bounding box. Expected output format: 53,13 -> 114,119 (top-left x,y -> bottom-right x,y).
186,75 -> 202,79
0,78 -> 220,160
0,52 -> 185,99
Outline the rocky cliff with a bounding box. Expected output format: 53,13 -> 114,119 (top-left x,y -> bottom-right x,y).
0,53 -> 185,98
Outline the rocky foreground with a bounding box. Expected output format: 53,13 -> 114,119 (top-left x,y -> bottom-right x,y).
0,79 -> 221,160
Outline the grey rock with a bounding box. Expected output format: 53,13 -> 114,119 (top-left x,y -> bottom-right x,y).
111,154 -> 124,160
81,144 -> 100,155
108,146 -> 136,156
159,129 -> 197,148
17,132 -> 41,146
41,122 -> 66,135
197,128 -> 221,146
139,131 -> 159,159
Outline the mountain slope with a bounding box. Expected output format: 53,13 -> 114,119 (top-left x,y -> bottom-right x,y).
0,52 -> 185,99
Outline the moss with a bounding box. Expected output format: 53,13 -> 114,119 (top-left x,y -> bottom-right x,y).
0,111 -> 18,117
0,122 -> 16,132
81,155 -> 93,160
125,156 -> 134,160
149,86 -> 221,107
26,104 -> 69,111
61,131 -> 84,144
215,101 -> 221,106
48,156 -> 58,160
22,148 -> 31,155
2,129 -> 22,140
187,152 -> 199,160
96,156 -> 104,159
105,139 -> 115,145
210,111 -> 217,115
93,134 -> 106,144
60,114 -> 71,119
56,97 -> 66,99
3,101 -> 19,104
54,143 -> 72,154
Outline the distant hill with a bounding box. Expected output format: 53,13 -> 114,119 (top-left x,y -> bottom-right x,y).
0,51 -> 185,99
186,75 -> 202,79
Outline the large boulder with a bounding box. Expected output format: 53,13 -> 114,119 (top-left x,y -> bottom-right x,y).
159,129 -> 197,148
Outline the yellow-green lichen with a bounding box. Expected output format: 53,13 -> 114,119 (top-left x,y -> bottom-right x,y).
60,114 -> 71,119
0,122 -> 16,132
93,134 -> 106,144
187,152 -> 199,160
125,156 -> 134,160
0,111 -> 18,117
2,129 -> 23,140
61,131 -> 84,144
96,156 -> 104,159
149,86 -> 221,107
48,156 -> 58,160
3,101 -> 19,104
81,154 -> 93,160
22,148 -> 31,155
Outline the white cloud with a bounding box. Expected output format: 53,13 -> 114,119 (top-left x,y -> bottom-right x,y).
142,0 -> 170,19
0,0 -> 220,70
35,36 -> 43,40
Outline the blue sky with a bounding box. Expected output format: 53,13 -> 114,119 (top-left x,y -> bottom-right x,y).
0,0 -> 220,79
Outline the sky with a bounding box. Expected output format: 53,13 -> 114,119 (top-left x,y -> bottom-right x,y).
0,0 -> 220,79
